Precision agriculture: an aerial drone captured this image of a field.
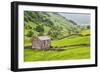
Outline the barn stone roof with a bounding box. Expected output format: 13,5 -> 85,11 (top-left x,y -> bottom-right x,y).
38,36 -> 50,40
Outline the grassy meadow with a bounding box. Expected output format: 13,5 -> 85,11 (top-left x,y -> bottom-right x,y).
24,11 -> 90,62
24,30 -> 90,62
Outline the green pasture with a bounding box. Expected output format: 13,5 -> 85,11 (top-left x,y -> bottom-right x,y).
24,31 -> 90,62
24,46 -> 90,61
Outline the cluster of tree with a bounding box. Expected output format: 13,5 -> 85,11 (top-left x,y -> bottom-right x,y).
24,11 -> 88,39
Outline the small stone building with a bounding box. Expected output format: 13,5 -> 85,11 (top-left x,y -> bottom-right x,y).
32,36 -> 51,49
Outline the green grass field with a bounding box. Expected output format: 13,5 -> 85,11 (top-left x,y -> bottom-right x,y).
24,46 -> 90,61
24,30 -> 90,62
51,36 -> 90,47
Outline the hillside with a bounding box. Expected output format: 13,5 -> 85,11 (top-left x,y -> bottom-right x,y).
24,11 -> 82,40
24,34 -> 90,61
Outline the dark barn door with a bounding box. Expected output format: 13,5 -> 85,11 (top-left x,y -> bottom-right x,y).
42,40 -> 47,49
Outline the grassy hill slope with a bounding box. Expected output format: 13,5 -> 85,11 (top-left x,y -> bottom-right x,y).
24,30 -> 90,61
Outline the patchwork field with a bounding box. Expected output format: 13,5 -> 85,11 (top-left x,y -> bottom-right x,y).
24,32 -> 90,62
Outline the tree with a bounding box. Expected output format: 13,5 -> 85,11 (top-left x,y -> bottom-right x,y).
26,30 -> 34,37
35,25 -> 44,32
87,25 -> 90,29
35,25 -> 44,36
